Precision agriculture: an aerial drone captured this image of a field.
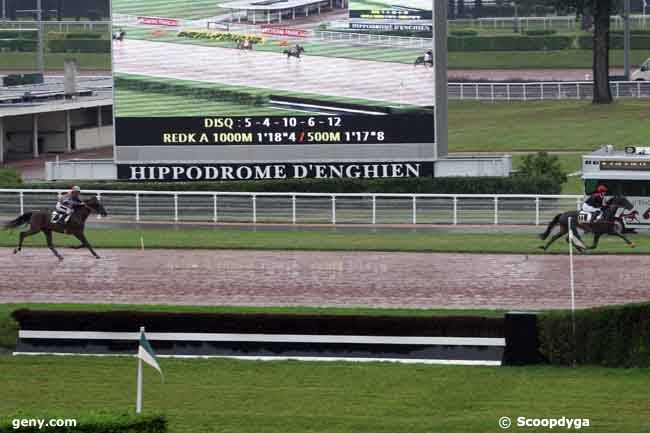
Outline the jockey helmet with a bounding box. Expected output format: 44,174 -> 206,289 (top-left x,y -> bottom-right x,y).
71,186 -> 81,194
596,185 -> 608,194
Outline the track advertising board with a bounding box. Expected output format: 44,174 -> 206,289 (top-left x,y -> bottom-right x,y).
112,0 -> 435,181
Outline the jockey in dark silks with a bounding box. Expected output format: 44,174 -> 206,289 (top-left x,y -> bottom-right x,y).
54,186 -> 82,224
582,185 -> 608,222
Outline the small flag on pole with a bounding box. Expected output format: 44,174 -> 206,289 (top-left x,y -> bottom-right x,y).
136,327 -> 163,414
138,329 -> 162,377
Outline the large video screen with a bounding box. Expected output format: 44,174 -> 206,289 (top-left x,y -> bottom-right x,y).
112,0 -> 435,181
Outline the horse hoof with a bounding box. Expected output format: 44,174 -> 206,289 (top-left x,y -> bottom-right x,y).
94,255 -> 101,259
13,249 -> 18,254
630,243 -> 636,248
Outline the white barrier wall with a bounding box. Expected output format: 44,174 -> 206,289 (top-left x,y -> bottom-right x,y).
75,125 -> 113,150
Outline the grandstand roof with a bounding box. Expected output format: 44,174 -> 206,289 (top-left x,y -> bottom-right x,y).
221,0 -> 327,11
0,76 -> 112,116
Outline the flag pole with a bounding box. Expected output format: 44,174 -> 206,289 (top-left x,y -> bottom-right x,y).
568,218 -> 577,368
136,326 -> 144,414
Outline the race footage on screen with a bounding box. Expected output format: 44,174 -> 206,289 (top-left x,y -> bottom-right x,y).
112,0 -> 436,181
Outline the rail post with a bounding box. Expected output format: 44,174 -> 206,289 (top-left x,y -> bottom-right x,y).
252,194 -> 257,224
557,82 -> 561,100
135,192 -> 140,222
535,197 -> 540,226
19,191 -> 24,214
453,196 -> 458,225
494,196 -> 499,225
331,195 -> 336,225
541,83 -> 544,100
372,195 -> 376,224
638,81 -> 642,98
506,83 -> 510,101
292,195 -> 296,224
173,194 -> 179,222
412,196 -> 417,224
576,197 -> 582,211
490,84 -> 495,102
213,194 -> 218,223
523,83 -> 527,101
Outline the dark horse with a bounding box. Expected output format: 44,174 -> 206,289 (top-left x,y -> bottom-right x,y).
283,45 -> 305,59
539,196 -> 635,252
4,196 -> 108,260
414,56 -> 433,68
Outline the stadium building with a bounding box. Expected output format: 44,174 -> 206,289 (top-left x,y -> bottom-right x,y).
220,0 -> 346,24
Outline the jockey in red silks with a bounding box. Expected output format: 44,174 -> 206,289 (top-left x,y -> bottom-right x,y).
582,185 -> 608,222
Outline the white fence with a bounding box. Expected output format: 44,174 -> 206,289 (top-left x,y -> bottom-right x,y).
450,15 -> 650,32
0,190 -> 586,226
314,30 -> 429,48
450,81 -> 650,101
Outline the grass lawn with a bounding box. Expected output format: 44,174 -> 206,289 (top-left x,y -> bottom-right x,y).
0,356 -> 648,433
448,99 -> 650,152
114,89 -> 302,117
113,0 -> 227,19
0,228 -> 646,254
115,73 -> 426,116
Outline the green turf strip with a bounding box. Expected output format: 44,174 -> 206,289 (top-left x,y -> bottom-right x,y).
0,355 -> 648,433
0,228 -> 646,254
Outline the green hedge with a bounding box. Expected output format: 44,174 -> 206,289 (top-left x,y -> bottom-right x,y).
0,413 -> 166,433
48,39 -> 111,53
538,302 -> 650,367
0,29 -> 37,39
611,29 -> 650,36
48,31 -> 105,40
0,39 -> 37,52
577,34 -> 650,50
0,168 -> 22,185
524,29 -> 557,36
115,76 -> 267,106
449,30 -> 478,37
8,176 -> 561,195
448,35 -> 573,51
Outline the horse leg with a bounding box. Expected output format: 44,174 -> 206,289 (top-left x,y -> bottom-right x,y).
587,233 -> 602,250
44,230 -> 63,261
541,226 -> 567,251
612,232 -> 635,248
14,227 -> 39,254
572,229 -> 587,252
75,232 -> 100,259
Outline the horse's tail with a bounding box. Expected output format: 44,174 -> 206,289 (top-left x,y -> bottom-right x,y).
4,212 -> 32,230
539,213 -> 561,240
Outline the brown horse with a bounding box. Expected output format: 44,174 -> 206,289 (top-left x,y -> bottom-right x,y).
539,196 -> 635,252
4,196 -> 108,260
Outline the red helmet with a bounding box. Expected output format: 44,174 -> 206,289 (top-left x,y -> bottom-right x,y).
597,185 -> 608,194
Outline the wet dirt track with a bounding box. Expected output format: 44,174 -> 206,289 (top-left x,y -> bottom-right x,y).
3,249 -> 650,310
